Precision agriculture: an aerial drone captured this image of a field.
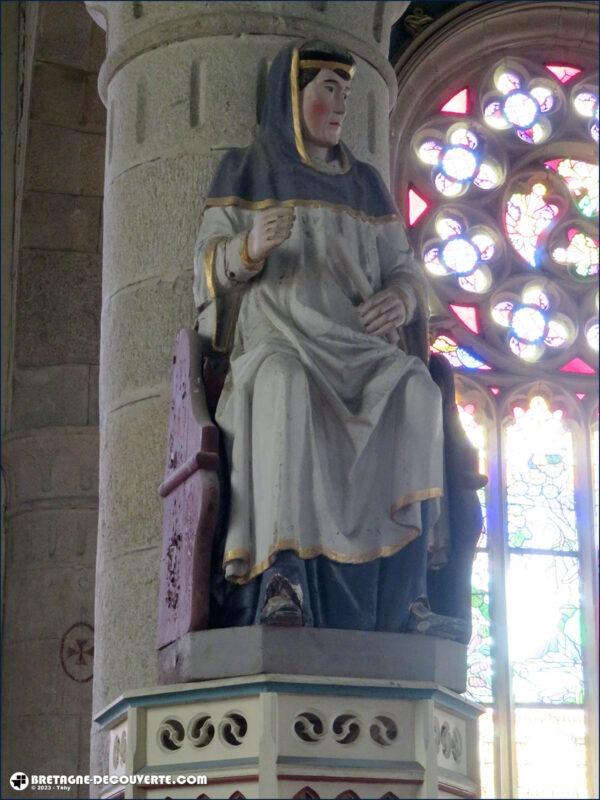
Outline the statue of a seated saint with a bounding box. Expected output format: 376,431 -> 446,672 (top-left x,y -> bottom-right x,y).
174,40 -> 483,641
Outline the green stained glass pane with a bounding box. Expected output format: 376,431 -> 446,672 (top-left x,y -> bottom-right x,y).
465,552 -> 493,703
515,708 -> 588,798
457,403 -> 488,547
545,158 -> 599,218
505,395 -> 578,551
507,553 -> 584,704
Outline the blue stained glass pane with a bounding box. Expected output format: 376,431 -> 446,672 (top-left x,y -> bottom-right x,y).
457,347 -> 492,370
507,553 -> 584,704
505,396 -> 578,551
465,552 -> 493,704
441,146 -> 478,180
504,91 -> 538,127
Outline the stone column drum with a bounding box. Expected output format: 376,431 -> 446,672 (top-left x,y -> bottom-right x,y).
84,0 -> 408,779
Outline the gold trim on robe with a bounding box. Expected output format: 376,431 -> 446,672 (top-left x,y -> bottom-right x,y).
204,196 -> 399,225
202,235 -> 245,353
391,487 -> 443,515
299,58 -> 356,78
203,236 -> 225,300
224,525 -> 421,585
290,47 -> 311,166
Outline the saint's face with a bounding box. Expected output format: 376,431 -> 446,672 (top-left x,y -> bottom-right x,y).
300,68 -> 352,149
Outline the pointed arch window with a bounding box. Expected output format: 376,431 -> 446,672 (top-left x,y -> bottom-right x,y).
392,5 -> 598,797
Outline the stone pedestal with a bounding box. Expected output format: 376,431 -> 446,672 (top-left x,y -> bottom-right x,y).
158,628 -> 468,694
97,632 -> 481,799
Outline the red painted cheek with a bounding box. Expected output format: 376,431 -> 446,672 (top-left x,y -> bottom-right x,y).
310,100 -> 328,117
305,100 -> 329,130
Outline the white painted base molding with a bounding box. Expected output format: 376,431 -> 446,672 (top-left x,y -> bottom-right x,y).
97,673 -> 482,799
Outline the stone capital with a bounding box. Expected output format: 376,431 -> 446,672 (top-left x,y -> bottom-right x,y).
85,1 -> 409,107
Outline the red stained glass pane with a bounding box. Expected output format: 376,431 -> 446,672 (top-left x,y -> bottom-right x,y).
450,304 -> 480,334
407,186 -> 429,226
440,87 -> 470,114
544,64 -> 582,84
559,357 -> 596,374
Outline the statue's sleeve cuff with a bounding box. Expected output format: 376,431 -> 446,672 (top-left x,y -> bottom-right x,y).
216,232 -> 264,286
386,280 -> 417,323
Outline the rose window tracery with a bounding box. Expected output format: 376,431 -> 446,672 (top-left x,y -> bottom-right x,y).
401,56 -> 598,376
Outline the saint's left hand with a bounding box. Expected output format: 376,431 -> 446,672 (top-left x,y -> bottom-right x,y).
358,289 -> 407,337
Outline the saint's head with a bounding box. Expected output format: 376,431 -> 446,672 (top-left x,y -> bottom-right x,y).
297,42 -> 356,155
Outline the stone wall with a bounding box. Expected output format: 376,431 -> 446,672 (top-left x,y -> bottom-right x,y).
1,2 -> 105,795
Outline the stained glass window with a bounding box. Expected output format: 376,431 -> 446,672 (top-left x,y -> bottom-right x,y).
450,304 -> 480,334
545,159 -> 599,218
545,65 -> 582,84
404,55 -> 599,375
559,357 -> 596,375
467,550 -> 493,700
571,86 -> 599,143
552,228 -> 599,279
457,397 -> 495,797
514,708 -> 588,799
457,401 -> 488,547
396,38 -> 598,799
507,554 -> 584,704
441,87 -> 470,114
505,182 -> 559,267
504,396 -> 585,712
407,186 -> 429,225
491,286 -> 575,363
431,334 -> 492,370
453,389 -> 592,798
505,397 -> 578,550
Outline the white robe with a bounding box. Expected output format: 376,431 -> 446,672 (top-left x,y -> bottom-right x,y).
193,200 -> 445,584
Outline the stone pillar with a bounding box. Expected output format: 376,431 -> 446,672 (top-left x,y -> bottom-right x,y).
2,429 -> 99,792
84,0 -> 408,778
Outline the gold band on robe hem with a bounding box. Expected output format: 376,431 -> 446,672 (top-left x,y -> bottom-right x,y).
224,526 -> 421,585
391,487 -> 443,515
204,196 -> 398,225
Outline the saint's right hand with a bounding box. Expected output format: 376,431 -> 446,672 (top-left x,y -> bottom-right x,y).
247,206 -> 295,262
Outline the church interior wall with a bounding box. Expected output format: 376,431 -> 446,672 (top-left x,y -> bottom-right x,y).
2,2 -> 105,796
